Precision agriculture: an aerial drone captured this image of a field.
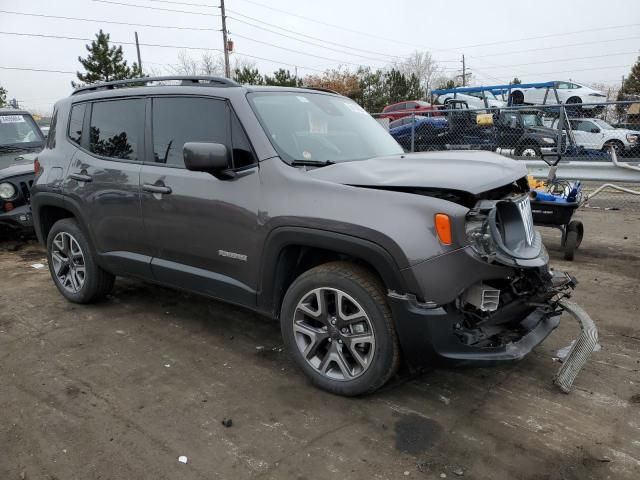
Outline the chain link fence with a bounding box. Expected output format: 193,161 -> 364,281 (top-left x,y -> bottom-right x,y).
372,100 -> 640,212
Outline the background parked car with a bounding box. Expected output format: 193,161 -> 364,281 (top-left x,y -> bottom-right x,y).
550,117 -> 640,156
379,100 -> 441,120
510,81 -> 607,111
388,115 -> 448,151
434,91 -> 505,110
495,109 -> 560,157
0,108 -> 45,233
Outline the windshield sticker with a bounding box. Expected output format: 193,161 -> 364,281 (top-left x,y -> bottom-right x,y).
302,151 -> 312,160
343,102 -> 366,114
296,96 -> 310,103
0,115 -> 26,124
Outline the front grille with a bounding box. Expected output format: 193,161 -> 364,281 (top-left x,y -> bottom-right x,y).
19,180 -> 33,204
516,196 -> 535,246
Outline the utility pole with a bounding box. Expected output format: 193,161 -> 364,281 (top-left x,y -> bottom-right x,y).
462,54 -> 466,86
134,32 -> 143,73
220,0 -> 231,78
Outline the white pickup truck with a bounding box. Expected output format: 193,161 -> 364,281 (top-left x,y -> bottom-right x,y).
550,117 -> 640,155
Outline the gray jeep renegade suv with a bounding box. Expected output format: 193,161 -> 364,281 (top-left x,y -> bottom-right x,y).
31,76 -> 579,396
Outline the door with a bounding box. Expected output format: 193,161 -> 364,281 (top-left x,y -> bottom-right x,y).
496,112 -> 522,148
140,96 -> 261,306
63,98 -> 150,277
569,119 -> 600,149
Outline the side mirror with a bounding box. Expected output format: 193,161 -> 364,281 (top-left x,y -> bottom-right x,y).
183,142 -> 229,173
590,128 -> 600,133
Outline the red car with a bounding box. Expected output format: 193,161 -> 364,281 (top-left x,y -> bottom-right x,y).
379,100 -> 442,120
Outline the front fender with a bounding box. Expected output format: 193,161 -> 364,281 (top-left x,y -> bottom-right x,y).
256,226 -> 416,315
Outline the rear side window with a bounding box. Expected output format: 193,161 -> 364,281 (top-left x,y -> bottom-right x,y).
46,109 -> 57,149
89,99 -> 144,160
152,97 -> 229,167
68,103 -> 86,146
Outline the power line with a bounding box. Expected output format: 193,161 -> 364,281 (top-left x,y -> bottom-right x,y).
91,0 -> 220,16
230,32 -> 383,67
0,10 -> 218,31
433,23 -> 640,52
232,0 -> 431,51
227,17 -> 402,63
468,35 -> 640,59
139,0 -> 216,6
226,10 -> 412,60
470,63 -> 631,78
0,66 -> 75,74
0,31 -> 223,52
470,51 -> 637,70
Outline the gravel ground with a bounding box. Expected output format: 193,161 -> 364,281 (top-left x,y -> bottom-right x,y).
0,209 -> 638,480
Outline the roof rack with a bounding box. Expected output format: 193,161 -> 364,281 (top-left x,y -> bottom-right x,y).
72,75 -> 239,96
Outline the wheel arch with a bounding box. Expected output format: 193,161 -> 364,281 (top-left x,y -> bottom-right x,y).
257,227 -> 412,318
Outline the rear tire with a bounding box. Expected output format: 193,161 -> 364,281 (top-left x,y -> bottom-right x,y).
515,144 -> 541,158
46,218 -> 115,303
280,261 -> 399,396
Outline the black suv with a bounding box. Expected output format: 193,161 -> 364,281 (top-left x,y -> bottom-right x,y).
0,108 -> 45,233
32,76 -> 579,396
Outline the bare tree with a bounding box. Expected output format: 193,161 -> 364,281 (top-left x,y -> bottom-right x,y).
395,51 -> 441,98
169,50 -> 199,75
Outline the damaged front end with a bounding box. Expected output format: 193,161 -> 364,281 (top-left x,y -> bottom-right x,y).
389,188 -> 597,392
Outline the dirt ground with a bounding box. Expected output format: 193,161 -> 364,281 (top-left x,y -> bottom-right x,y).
1,209 -> 639,480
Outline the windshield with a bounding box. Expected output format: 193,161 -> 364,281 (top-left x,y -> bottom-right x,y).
248,92 -> 403,163
521,113 -> 544,127
592,119 -> 615,130
0,114 -> 44,149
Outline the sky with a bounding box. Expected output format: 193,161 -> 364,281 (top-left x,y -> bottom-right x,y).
1,0 -> 639,114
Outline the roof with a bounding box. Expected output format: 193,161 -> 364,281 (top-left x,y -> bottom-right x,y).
70,76 -> 343,99
0,108 -> 33,116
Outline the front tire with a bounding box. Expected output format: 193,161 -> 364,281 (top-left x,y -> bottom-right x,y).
280,261 -> 399,396
46,218 -> 115,303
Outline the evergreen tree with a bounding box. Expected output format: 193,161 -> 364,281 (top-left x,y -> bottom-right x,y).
233,67 -> 264,85
621,57 -> 640,96
264,69 -> 301,87
510,77 -> 522,85
74,30 -> 143,86
0,84 -> 6,107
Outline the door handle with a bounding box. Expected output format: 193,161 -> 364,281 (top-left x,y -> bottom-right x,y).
69,173 -> 93,182
143,183 -> 172,195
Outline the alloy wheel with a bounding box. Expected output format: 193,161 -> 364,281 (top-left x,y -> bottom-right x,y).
293,287 -> 376,381
51,232 -> 86,294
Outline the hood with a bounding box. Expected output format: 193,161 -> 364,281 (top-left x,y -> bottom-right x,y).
304,151 -> 527,195
527,126 -> 557,137
0,152 -> 36,178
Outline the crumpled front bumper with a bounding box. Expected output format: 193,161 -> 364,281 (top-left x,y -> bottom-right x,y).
387,291 -> 561,370
0,204 -> 33,230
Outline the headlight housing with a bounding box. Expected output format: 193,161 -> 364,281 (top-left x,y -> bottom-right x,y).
541,137 -> 556,145
626,133 -> 638,144
0,182 -> 17,199
465,211 -> 496,258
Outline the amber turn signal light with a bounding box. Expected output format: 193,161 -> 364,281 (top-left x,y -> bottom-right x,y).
435,213 -> 452,245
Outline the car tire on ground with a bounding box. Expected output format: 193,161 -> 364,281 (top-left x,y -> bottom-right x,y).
515,144 -> 541,158
46,218 -> 115,303
280,261 -> 400,396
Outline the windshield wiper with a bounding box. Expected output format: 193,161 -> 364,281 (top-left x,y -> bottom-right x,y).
0,145 -> 31,154
291,159 -> 335,167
